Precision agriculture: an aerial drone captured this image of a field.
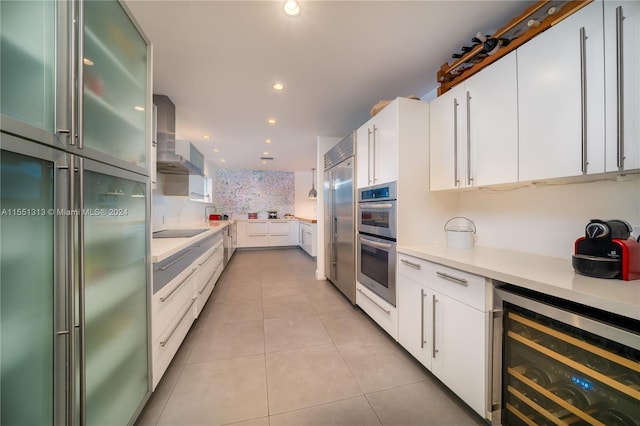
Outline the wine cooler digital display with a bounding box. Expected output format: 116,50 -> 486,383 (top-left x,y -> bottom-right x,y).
501,302 -> 640,426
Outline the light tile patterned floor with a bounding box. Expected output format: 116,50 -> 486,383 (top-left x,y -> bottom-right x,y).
136,248 -> 485,426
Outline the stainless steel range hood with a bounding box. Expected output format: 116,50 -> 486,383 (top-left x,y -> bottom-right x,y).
153,94 -> 203,175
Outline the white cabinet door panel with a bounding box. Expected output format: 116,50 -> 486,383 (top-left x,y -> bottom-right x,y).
518,1 -> 605,181
431,290 -> 487,417
466,51 -> 518,187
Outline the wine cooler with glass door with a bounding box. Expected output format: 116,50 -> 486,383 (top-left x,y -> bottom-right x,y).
492,285 -> 640,426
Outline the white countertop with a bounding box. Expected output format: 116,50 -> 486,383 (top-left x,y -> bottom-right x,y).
151,221 -> 230,263
398,244 -> 640,320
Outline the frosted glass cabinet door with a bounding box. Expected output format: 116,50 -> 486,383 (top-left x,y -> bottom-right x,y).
83,170 -> 148,425
0,150 -> 54,425
0,0 -> 55,132
83,0 -> 148,168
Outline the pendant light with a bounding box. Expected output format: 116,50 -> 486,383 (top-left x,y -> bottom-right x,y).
308,168 -> 317,200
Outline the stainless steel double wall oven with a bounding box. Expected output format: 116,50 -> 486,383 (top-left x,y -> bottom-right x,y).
357,181 -> 397,306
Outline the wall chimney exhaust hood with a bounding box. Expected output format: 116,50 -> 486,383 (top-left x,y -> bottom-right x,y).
153,94 -> 203,176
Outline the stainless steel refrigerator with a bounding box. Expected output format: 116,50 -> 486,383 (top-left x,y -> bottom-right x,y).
324,133 -> 356,304
1,1 -> 151,424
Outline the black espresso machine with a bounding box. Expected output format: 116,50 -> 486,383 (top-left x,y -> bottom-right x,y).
572,219 -> 640,281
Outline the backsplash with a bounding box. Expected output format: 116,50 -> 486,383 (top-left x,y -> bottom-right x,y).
213,169 -> 295,217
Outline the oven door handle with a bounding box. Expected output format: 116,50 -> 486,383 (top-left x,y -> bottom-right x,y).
359,236 -> 393,250
360,203 -> 393,210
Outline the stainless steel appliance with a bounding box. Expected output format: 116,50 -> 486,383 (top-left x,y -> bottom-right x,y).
491,284 -> 640,425
357,181 -> 398,306
223,221 -> 237,266
358,182 -> 397,240
357,233 -> 397,306
324,133 -> 356,304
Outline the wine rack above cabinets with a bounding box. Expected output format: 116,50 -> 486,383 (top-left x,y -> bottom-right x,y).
502,307 -> 639,426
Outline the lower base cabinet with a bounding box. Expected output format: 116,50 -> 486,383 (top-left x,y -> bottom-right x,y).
431,289 -> 487,417
151,232 -> 225,388
397,253 -> 489,418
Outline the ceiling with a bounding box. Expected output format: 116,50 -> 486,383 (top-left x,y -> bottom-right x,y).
124,0 -> 534,172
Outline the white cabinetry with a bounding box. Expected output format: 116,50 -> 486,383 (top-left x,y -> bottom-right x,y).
299,221 -> 316,257
518,1 -> 605,181
194,240 -> 224,316
356,101 -> 398,188
604,1 -> 640,172
430,52 -> 518,190
397,274 -> 431,369
356,283 -> 398,339
268,220 -> 290,246
289,220 -> 299,246
245,220 -> 269,247
152,266 -> 197,388
396,253 -> 489,417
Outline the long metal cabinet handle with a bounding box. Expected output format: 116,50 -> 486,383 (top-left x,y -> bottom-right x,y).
420,289 -> 426,349
77,158 -> 86,425
579,26 -> 587,173
160,269 -> 196,302
198,261 -> 222,294
357,288 -> 391,314
361,203 -> 393,210
160,298 -> 196,347
77,0 -> 85,149
453,98 -> 460,187
67,154 -> 77,426
359,236 -> 392,250
400,259 -> 421,270
372,125 -> 378,183
432,295 -> 438,358
466,91 -> 472,186
616,6 -> 625,170
436,271 -> 469,286
198,250 -> 215,266
367,128 -> 372,184
159,248 -> 193,271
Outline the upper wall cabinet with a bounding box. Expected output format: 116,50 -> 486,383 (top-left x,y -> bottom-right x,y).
430,51 -> 518,191
0,0 -> 151,175
518,1 -> 605,181
356,98 -> 430,189
604,1 -> 640,172
356,100 -> 399,188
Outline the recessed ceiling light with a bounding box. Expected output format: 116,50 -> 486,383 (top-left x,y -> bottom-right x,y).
272,82 -> 285,91
267,118 -> 276,125
220,159 -> 226,163
265,138 -> 272,144
134,106 -> 145,111
262,161 -> 267,164
213,148 -> 219,153
203,135 -> 210,140
263,151 -> 270,156
283,0 -> 300,17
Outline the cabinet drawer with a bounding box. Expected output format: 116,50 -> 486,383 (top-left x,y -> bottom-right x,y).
427,263 -> 486,311
398,253 -> 430,282
196,259 -> 223,317
269,221 -> 289,234
246,221 -> 268,234
153,267 -> 197,342
246,234 -> 269,247
356,283 -> 398,340
269,234 -> 290,246
152,297 -> 196,389
195,247 -> 223,293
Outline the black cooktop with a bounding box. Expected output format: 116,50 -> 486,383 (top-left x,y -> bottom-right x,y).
152,229 -> 209,239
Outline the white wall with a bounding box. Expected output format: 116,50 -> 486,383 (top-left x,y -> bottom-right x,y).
456,177 -> 640,260
294,170 -> 317,218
